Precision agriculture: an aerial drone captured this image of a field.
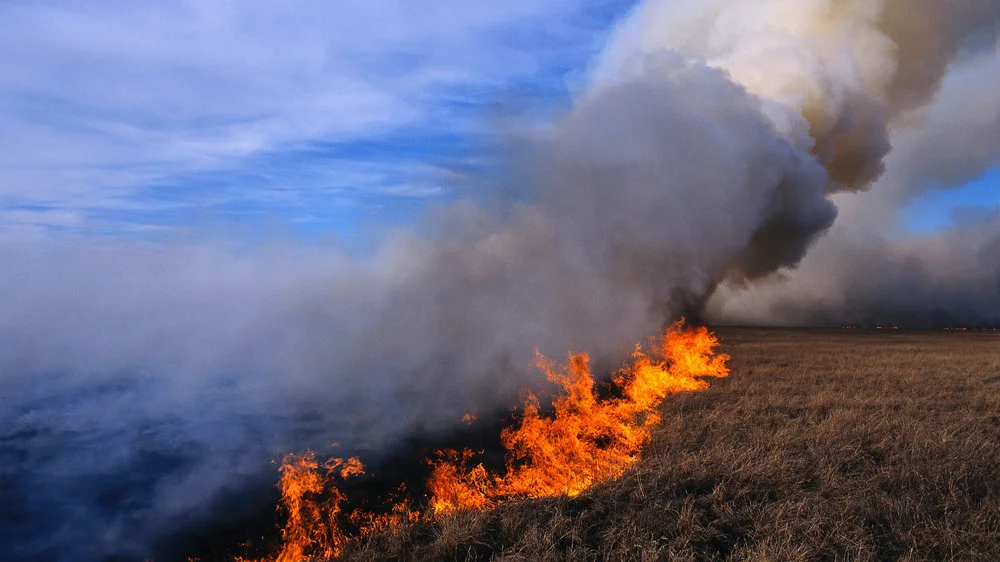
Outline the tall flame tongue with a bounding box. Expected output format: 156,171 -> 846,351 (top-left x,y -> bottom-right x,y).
260,320 -> 728,560
267,453 -> 365,562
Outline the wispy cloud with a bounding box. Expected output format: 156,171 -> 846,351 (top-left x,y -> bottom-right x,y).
0,0 -> 627,235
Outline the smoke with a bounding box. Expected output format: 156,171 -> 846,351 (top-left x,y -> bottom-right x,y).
3,1 -> 999,559
583,0 -> 999,322
709,219 -> 1000,328
592,0 -> 999,190
709,31 -> 1000,328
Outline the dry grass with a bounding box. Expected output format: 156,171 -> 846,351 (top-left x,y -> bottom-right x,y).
339,329 -> 1000,561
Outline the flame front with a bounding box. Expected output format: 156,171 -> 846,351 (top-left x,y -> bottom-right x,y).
254,320 -> 728,560
427,320 -> 729,513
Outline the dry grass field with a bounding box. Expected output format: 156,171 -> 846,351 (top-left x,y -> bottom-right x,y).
335,328 -> 1000,561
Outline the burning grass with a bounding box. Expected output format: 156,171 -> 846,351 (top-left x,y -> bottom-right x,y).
216,327 -> 1000,561
244,321 -> 729,560
425,322 -> 728,515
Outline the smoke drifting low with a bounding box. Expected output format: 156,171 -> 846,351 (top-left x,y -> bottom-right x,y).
3,1 -> 999,559
711,220 -> 1000,328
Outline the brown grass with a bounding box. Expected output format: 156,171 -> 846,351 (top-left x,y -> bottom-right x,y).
338,329 -> 1000,561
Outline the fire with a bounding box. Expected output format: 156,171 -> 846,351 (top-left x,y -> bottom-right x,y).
250,320 -> 728,560
427,320 -> 729,512
268,453 -> 365,561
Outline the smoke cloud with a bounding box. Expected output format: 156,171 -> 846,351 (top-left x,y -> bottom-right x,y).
3,1 -> 999,559
709,40 -> 1000,328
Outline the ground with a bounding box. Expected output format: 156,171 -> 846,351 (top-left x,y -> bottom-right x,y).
339,328 -> 1000,561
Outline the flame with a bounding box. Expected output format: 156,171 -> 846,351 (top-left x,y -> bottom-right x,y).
269,453 -> 364,561
251,320 -> 728,560
427,319 -> 729,513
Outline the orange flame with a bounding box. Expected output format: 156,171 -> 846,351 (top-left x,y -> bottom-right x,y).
253,320 -> 728,560
427,319 -> 729,513
270,453 -> 364,561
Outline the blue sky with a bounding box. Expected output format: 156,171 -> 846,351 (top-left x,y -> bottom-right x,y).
0,0 -> 632,243
0,0 -> 995,243
903,168 -> 1000,233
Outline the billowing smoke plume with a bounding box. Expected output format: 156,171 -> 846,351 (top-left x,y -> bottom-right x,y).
709,39 -> 1000,328
585,0 -> 997,291
3,1 -> 999,559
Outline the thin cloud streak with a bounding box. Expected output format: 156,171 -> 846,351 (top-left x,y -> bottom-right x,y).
0,0 -> 619,234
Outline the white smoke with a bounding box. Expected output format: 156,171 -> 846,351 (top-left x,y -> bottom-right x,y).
588,0 -> 1000,322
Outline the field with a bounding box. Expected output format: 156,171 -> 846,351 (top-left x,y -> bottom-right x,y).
333,328 -> 1000,561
